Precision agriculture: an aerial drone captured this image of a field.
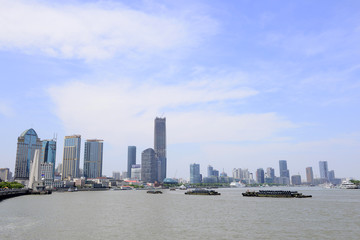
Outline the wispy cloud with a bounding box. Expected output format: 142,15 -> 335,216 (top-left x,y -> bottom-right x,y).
0,0 -> 217,61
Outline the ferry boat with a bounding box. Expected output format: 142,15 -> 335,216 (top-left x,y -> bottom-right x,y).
340,180 -> 358,189
230,181 -> 245,188
242,190 -> 312,198
146,190 -> 163,194
185,189 -> 220,195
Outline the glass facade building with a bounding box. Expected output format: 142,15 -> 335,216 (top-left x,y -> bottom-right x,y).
256,168 -> 265,184
127,146 -> 136,179
40,140 -> 56,179
141,148 -> 157,183
83,139 -> 104,179
14,128 -> 42,180
62,135 -> 81,180
154,117 -> 166,182
190,163 -> 201,184
279,160 -> 290,178
319,161 -> 329,179
306,167 -> 314,183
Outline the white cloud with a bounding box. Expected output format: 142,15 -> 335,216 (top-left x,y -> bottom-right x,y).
0,0 -> 216,61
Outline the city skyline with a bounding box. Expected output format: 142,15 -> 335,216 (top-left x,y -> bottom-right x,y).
1,1 -> 360,179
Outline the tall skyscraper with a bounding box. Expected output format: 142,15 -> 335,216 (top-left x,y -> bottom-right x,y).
256,168 -> 265,184
154,117 -> 166,182
40,139 -> 56,179
328,170 -> 335,183
190,163 -> 201,184
83,139 -> 103,179
127,146 -> 136,179
141,148 -> 157,183
14,128 -> 42,180
306,167 -> 314,183
62,135 -> 81,180
279,160 -> 290,178
319,161 -> 328,179
266,167 -> 275,180
208,165 -> 214,177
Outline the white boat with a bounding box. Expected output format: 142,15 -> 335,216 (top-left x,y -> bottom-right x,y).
230,181 -> 245,188
340,180 -> 358,189
179,185 -> 187,190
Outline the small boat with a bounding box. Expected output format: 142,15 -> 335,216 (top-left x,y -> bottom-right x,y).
146,190 -> 163,194
230,181 -> 245,188
178,185 -> 187,190
185,189 -> 220,195
242,190 -> 311,198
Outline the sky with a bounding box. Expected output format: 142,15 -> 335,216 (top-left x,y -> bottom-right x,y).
1,0 -> 360,180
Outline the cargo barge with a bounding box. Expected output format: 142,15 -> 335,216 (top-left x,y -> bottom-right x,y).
242,190 -> 312,198
185,189 -> 220,195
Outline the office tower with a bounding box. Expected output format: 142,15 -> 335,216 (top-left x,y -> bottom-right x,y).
319,161 -> 328,179
141,148 -> 157,183
232,168 -> 240,179
256,168 -> 265,184
266,167 -> 275,180
154,117 -> 166,182
131,164 -> 141,180
208,165 -> 214,177
328,170 -> 335,182
62,135 -> 81,180
190,163 -> 201,184
127,146 -> 136,179
306,167 -> 314,183
40,139 -> 56,180
213,169 -> 219,177
279,160 -> 290,178
40,162 -> 54,187
14,128 -> 42,180
291,175 -> 302,185
0,168 -> 10,182
83,139 -> 104,178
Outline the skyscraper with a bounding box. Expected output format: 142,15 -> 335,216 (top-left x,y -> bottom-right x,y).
291,175 -> 302,185
190,163 -> 201,184
208,165 -> 214,177
319,161 -> 328,179
279,160 -> 290,178
154,117 -> 166,182
83,139 -> 103,179
256,168 -> 265,184
266,167 -> 275,180
127,146 -> 136,179
62,135 -> 81,180
14,128 -> 42,180
306,167 -> 314,184
40,139 -> 56,178
141,148 -> 157,183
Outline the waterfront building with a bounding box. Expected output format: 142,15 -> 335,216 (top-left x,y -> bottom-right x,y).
256,168 -> 265,184
141,148 -> 157,183
213,169 -> 219,177
279,160 -> 290,178
232,168 -> 240,179
319,161 -> 329,180
291,175 -> 302,185
127,146 -> 136,179
328,170 -> 335,184
62,135 -> 81,180
190,163 -> 201,184
0,168 -> 10,182
208,165 -> 214,177
131,164 -> 141,180
154,117 -> 166,182
306,167 -> 314,184
266,167 -> 275,180
83,139 -> 104,179
40,162 -> 54,187
112,171 -> 121,180
14,128 -> 42,180
40,139 -> 56,182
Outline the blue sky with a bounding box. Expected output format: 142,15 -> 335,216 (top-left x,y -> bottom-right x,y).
1,0 -> 360,179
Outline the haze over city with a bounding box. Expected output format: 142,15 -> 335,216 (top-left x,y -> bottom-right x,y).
1,0 -> 360,179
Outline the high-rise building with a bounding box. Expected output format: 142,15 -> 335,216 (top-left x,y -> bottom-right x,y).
83,139 -> 103,179
291,175 -> 302,185
112,171 -> 121,180
0,168 -> 10,182
14,128 -> 42,180
266,167 -> 275,179
279,160 -> 290,178
141,148 -> 157,183
131,164 -> 141,180
190,163 -> 201,184
62,135 -> 81,180
208,165 -> 214,177
256,168 -> 265,184
40,139 -> 56,180
154,117 -> 166,182
319,161 -> 328,179
127,146 -> 136,179
328,170 -> 335,182
306,167 -> 314,184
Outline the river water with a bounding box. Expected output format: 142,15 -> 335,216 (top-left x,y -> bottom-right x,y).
1,187 -> 359,240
